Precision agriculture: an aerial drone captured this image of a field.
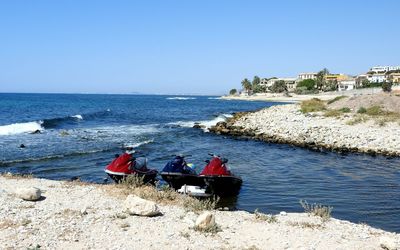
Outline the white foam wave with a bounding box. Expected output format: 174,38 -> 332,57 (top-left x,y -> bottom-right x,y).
166,97 -> 196,100
0,121 -> 44,136
168,113 -> 233,132
124,139 -> 154,149
71,114 -> 83,120
208,97 -> 221,100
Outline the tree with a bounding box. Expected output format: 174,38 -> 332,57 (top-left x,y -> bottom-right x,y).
252,76 -> 260,88
316,68 -> 330,90
323,79 -> 338,91
296,79 -> 316,91
361,79 -> 370,88
382,81 -> 392,92
253,84 -> 266,93
269,80 -> 287,93
229,88 -> 237,95
241,78 -> 252,93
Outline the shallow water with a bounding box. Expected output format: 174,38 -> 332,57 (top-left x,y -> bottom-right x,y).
1,93 -> 399,232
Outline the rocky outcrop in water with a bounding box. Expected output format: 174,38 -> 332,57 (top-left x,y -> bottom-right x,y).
208,104 -> 400,157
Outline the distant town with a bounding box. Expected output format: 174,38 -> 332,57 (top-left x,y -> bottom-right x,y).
230,65 -> 400,95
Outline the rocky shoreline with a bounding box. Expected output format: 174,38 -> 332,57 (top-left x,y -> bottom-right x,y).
1,175 -> 399,249
209,104 -> 400,157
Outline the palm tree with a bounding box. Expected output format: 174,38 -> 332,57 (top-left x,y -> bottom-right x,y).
316,68 -> 330,90
241,78 -> 252,94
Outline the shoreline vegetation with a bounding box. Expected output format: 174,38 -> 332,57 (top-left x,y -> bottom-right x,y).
1,173 -> 399,249
213,92 -> 400,157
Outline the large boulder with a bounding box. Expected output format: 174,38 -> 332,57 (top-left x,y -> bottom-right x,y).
195,211 -> 216,230
123,195 -> 160,217
16,187 -> 41,201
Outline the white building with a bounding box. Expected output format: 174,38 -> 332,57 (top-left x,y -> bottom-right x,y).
263,77 -> 297,91
338,80 -> 356,91
370,65 -> 400,73
367,74 -> 387,83
297,72 -> 317,81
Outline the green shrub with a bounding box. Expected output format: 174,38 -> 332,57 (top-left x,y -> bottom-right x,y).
324,110 -> 342,117
357,107 -> 367,114
296,79 -> 316,91
366,106 -> 384,116
300,98 -> 326,113
346,115 -> 369,125
327,95 -> 346,104
382,81 -> 392,92
339,107 -> 351,113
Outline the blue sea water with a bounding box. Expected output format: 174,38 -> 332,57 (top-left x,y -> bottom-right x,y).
0,93 -> 399,232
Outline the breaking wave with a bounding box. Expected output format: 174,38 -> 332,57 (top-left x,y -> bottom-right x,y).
0,121 -> 43,136
71,114 -> 83,120
123,139 -> 154,149
0,110 -> 111,135
168,113 -> 233,132
166,97 -> 196,100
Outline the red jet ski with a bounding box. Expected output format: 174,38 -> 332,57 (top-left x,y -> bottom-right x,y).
199,154 -> 243,196
105,152 -> 158,184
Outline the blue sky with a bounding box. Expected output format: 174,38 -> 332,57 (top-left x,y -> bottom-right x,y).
0,0 -> 399,95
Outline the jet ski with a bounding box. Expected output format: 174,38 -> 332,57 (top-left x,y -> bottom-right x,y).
161,154 -> 242,197
199,154 -> 243,196
105,152 -> 158,184
160,155 -> 205,189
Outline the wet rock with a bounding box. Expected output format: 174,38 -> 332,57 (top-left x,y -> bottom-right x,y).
16,187 -> 41,201
123,195 -> 160,217
195,212 -> 215,230
19,144 -> 26,148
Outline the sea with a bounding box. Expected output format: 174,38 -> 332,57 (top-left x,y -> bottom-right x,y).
0,93 -> 399,232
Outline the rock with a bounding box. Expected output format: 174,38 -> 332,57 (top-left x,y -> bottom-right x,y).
16,187 -> 41,201
123,195 -> 160,217
195,212 -> 215,230
380,235 -> 398,250
19,144 -> 26,148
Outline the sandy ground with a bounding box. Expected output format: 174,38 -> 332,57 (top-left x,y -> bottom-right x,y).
220,93 -> 339,102
0,176 -> 399,250
328,92 -> 400,113
221,86 -> 400,103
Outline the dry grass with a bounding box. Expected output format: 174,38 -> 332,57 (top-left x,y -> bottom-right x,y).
365,106 -> 385,116
300,98 -> 326,113
0,219 -> 18,229
300,200 -> 332,222
193,223 -> 222,234
327,95 -> 347,104
346,115 -> 370,125
254,209 -> 278,223
182,196 -> 219,212
324,109 -> 342,117
108,183 -> 219,212
287,221 -> 324,229
179,231 -> 191,239
119,174 -> 146,188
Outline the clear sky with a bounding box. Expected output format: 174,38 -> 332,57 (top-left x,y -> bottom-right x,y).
0,0 -> 399,95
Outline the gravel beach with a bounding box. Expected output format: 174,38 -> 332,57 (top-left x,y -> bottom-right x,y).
0,175 -> 399,249
210,100 -> 400,156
